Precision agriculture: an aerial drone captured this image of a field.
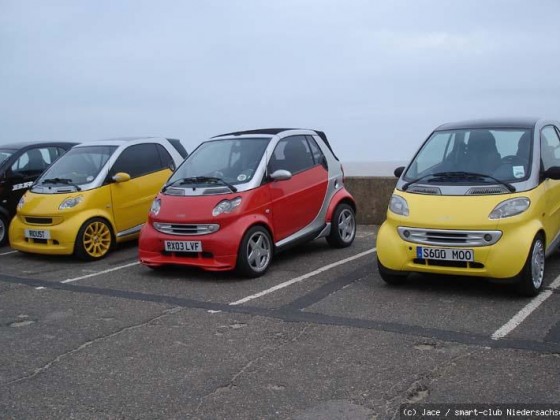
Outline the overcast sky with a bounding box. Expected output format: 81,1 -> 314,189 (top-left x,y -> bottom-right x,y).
1,0 -> 560,163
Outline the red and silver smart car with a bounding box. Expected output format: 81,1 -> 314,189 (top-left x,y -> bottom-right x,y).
138,128 -> 356,277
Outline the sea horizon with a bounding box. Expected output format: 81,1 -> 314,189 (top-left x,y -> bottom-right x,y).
342,160 -> 408,177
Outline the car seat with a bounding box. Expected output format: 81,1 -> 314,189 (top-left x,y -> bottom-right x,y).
465,130 -> 501,174
22,149 -> 47,172
283,139 -> 312,174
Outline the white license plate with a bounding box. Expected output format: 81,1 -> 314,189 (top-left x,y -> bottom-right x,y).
164,240 -> 202,252
416,246 -> 474,262
25,229 -> 51,240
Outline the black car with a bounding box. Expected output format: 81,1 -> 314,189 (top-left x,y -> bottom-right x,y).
0,141 -> 78,246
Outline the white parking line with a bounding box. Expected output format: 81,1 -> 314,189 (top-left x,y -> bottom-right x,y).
491,275 -> 560,340
35,261 -> 140,290
0,250 -> 18,256
229,249 -> 376,306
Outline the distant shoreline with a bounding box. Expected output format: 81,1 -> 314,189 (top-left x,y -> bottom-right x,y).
342,161 -> 407,177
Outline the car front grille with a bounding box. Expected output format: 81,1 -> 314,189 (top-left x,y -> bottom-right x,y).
397,227 -> 502,246
153,223 -> 219,236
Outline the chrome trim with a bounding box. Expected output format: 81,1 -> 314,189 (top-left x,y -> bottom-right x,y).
397,227 -> 502,247
153,223 -> 220,236
117,224 -> 143,238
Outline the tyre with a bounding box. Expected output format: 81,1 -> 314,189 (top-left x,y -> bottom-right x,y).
236,226 -> 273,278
377,257 -> 408,285
326,203 -> 356,248
74,218 -> 113,261
0,214 -> 7,247
516,234 -> 545,297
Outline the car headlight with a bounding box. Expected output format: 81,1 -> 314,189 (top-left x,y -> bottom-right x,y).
212,197 -> 242,217
17,196 -> 25,210
389,195 -> 409,216
59,196 -> 83,210
150,198 -> 161,216
489,197 -> 530,219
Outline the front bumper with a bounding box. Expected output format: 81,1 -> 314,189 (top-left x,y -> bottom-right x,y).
376,220 -> 534,280
9,214 -> 81,255
138,222 -> 243,271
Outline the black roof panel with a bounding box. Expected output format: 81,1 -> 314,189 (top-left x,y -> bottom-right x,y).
435,118 -> 540,131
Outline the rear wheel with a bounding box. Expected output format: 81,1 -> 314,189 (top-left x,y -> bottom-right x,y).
0,214 -> 7,247
378,258 -> 408,285
236,226 -> 272,277
326,203 -> 356,248
74,218 -> 113,261
516,235 -> 545,297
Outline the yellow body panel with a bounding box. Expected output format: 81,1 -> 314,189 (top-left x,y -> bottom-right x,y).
377,184 -> 556,280
9,169 -> 171,255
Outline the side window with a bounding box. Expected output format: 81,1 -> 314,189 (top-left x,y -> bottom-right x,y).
306,136 -> 327,169
157,144 -> 174,169
268,136 -> 315,175
111,143 -> 162,179
11,147 -> 52,175
540,126 -> 560,171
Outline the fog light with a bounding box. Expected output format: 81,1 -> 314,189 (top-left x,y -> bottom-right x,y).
484,234 -> 492,242
403,230 -> 410,238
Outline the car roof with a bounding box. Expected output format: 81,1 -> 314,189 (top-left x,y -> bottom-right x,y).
435,118 -> 542,131
211,128 -> 338,159
0,141 -> 78,150
73,137 -> 169,147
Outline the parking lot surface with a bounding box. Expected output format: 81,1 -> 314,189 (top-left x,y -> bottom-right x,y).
1,225 -> 560,419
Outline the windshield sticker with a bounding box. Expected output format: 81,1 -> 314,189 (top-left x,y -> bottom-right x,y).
513,166 -> 525,178
237,174 -> 247,182
86,176 -> 94,182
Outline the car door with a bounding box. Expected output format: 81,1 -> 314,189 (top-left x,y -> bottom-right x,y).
266,135 -> 328,241
540,125 -> 560,247
6,146 -> 62,216
109,143 -> 173,235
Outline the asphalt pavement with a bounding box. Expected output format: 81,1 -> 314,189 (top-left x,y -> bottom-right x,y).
1,225 -> 559,419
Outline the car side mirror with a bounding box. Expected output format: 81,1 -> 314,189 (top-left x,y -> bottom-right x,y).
394,166 -> 405,178
168,162 -> 176,172
112,172 -> 131,183
269,169 -> 292,181
543,166 -> 560,180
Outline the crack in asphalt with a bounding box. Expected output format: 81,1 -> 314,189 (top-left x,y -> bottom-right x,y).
194,324 -> 312,414
1,306 -> 183,387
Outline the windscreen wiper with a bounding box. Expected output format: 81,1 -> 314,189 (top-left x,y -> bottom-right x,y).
42,178 -> 82,191
163,176 -> 237,193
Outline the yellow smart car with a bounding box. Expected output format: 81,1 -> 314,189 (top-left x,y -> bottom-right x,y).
377,118 -> 560,296
9,137 -> 187,260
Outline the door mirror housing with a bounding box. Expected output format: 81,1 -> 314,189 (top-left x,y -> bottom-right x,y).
269,169 -> 292,181
112,172 -> 131,183
394,166 -> 405,178
543,166 -> 560,180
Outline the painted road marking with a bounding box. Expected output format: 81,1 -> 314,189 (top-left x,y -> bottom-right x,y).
0,250 -> 18,256
491,274 -> 560,340
229,249 -> 376,306
35,261 -> 140,290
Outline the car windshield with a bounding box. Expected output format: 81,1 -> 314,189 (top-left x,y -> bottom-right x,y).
168,137 -> 270,187
0,149 -> 14,166
403,128 -> 533,184
37,145 -> 117,185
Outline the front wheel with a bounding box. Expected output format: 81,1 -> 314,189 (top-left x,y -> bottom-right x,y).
236,226 -> 273,278
74,218 -> 113,261
326,203 -> 356,248
516,235 -> 545,297
0,214 -> 7,247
